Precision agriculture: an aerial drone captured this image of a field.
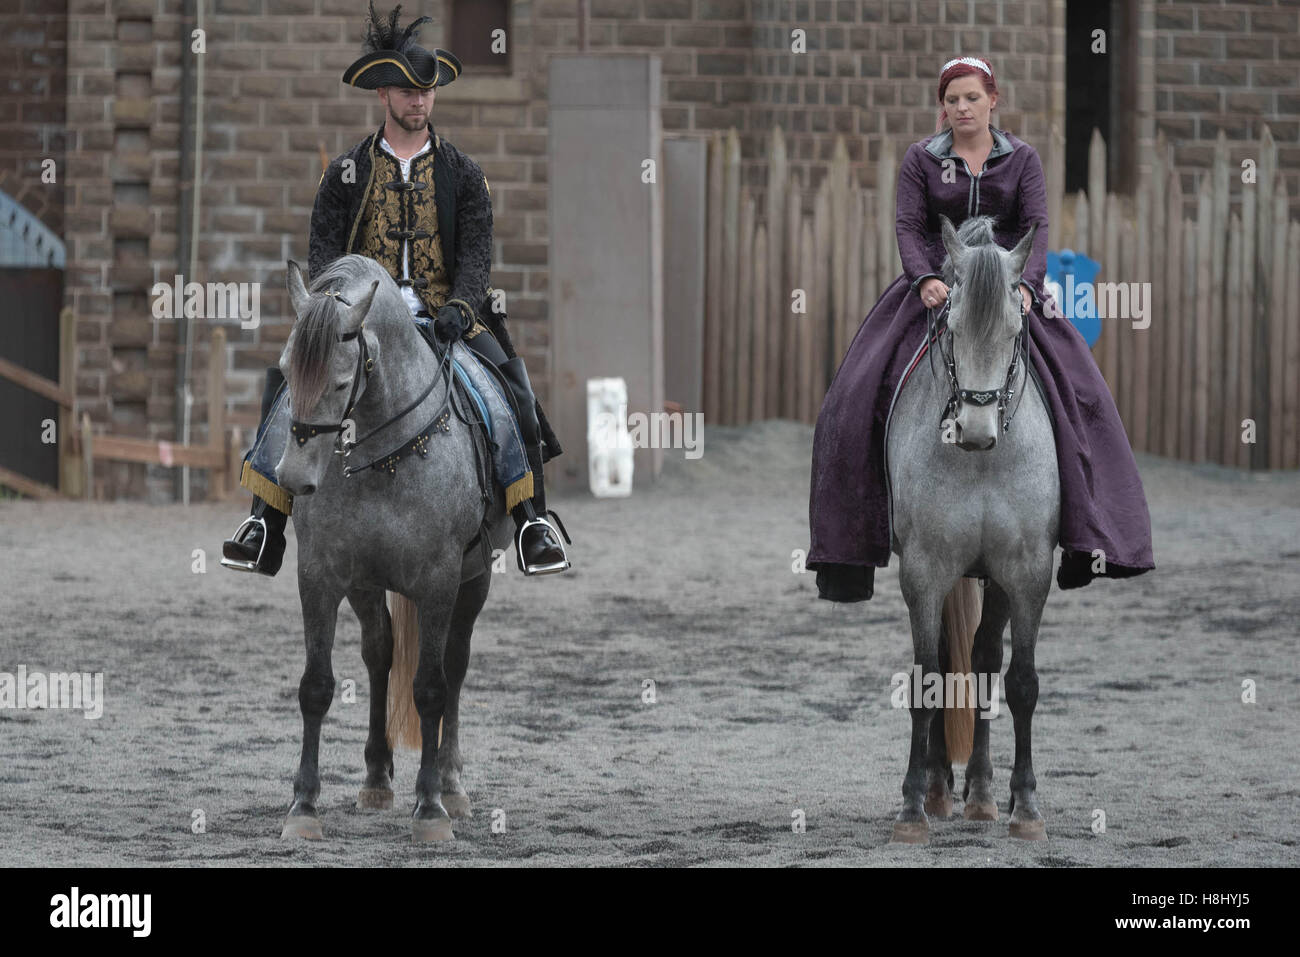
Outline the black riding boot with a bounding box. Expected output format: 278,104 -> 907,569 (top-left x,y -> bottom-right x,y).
221,367 -> 290,576
815,563 -> 875,602
499,356 -> 571,575
509,439 -> 571,575
221,495 -> 289,576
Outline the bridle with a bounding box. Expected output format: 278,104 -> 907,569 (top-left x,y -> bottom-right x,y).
288,288 -> 453,477
925,279 -> 1029,435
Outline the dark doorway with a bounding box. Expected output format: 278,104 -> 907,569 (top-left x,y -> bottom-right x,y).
0,268 -> 64,490
1065,0 -> 1137,197
447,0 -> 510,73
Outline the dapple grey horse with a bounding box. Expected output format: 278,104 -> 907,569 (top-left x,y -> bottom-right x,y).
275,255 -> 511,843
885,215 -> 1060,843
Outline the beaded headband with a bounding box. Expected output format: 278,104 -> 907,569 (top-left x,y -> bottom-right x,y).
941,56 -> 992,76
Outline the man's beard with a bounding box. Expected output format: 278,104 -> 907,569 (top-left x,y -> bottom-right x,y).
389,101 -> 430,133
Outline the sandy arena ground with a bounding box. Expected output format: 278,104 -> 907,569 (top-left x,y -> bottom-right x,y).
0,420 -> 1297,866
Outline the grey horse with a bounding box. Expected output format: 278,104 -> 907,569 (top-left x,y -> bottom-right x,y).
885,215 -> 1060,844
274,255 -> 511,843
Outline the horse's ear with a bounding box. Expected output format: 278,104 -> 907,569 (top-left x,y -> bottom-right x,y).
287,260 -> 310,318
1008,222 -> 1038,278
939,214 -> 963,265
342,279 -> 379,334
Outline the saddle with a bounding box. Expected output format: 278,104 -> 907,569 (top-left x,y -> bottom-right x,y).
414,320 -> 495,479
412,323 -> 536,570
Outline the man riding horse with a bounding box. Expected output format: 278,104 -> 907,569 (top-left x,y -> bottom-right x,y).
222,3 -> 570,577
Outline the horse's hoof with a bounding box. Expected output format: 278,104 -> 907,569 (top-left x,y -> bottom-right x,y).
924,793 -> 954,818
890,819 -> 930,845
281,815 -> 323,840
1009,816 -> 1047,840
442,792 -> 472,819
412,816 -> 455,843
963,800 -> 999,821
356,787 -> 394,810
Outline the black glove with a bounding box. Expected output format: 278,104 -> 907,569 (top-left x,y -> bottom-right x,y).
433,301 -> 472,342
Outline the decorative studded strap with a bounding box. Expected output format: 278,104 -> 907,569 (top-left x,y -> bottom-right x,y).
342,399 -> 453,477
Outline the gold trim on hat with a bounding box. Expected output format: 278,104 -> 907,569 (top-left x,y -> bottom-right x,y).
347,57 -> 437,89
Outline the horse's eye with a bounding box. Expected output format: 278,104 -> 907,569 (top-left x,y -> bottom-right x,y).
335,383 -> 348,392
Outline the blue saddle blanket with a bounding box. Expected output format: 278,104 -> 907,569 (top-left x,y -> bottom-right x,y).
239,334 -> 531,513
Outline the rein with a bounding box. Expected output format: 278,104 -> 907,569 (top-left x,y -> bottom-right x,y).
925,280 -> 1029,435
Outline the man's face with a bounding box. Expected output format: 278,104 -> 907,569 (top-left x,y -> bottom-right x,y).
380,85 -> 436,132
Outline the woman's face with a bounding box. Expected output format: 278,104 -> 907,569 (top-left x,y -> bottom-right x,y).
942,74 -> 997,133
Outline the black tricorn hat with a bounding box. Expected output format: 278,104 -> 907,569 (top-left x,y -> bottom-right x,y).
342,2 -> 461,91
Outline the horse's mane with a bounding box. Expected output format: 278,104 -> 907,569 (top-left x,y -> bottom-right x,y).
942,215 -> 1011,346
287,257 -> 374,416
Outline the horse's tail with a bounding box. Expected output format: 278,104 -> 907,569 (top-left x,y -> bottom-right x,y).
941,577 -> 983,764
386,591 -> 423,751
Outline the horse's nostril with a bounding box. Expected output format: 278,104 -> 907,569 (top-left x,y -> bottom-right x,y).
955,433 -> 997,452
301,484 -> 316,495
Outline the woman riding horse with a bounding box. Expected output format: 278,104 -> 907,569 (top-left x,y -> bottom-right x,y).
808,55 -> 1154,601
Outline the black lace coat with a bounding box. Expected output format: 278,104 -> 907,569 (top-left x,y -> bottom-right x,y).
308,124 -> 561,461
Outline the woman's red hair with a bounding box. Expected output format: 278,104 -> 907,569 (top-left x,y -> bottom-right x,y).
936,57 -> 999,132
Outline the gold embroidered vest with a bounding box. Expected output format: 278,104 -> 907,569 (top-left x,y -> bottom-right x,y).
355,150 -> 451,312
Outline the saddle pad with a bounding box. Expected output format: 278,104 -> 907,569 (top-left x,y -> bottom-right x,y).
412,325 -> 533,510
450,357 -> 493,442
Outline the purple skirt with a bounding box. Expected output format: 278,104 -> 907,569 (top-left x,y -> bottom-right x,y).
808,274 -> 1154,596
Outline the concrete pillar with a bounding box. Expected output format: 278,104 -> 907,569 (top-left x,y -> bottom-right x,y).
548,55 -> 663,491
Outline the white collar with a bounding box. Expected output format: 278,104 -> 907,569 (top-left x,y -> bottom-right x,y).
379,135 -> 432,162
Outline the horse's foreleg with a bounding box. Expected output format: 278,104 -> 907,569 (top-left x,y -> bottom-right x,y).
410,576 -> 461,842
438,572 -> 491,820
1005,579 -> 1051,840
351,588 -> 395,810
283,587 -> 342,840
894,565 -> 946,844
964,580 -> 1009,821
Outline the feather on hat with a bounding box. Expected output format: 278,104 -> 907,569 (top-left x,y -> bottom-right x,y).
341,2 -> 461,90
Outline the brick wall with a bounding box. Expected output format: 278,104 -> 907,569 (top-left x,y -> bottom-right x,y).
1154,0 -> 1300,206
746,0 -> 1054,191
0,0 -> 68,239
44,0 -> 1300,499
63,0 -> 177,497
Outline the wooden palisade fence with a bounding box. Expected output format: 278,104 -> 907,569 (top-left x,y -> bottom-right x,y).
702,124 -> 1300,471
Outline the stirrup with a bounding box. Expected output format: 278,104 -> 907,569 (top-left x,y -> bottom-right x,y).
515,513 -> 571,576
220,515 -> 268,573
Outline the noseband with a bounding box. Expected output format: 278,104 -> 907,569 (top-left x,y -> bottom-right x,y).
926,280 -> 1029,435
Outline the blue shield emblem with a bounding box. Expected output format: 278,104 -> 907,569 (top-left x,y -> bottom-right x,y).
1045,249 -> 1101,347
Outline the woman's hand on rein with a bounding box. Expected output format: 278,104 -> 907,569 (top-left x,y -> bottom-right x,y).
918,280 -> 1033,313
919,278 -> 949,310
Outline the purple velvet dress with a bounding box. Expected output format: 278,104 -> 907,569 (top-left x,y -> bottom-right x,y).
807,126 -> 1154,599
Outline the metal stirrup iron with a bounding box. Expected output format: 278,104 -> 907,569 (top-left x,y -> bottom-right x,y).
219,515 -> 269,572
515,511 -> 571,576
